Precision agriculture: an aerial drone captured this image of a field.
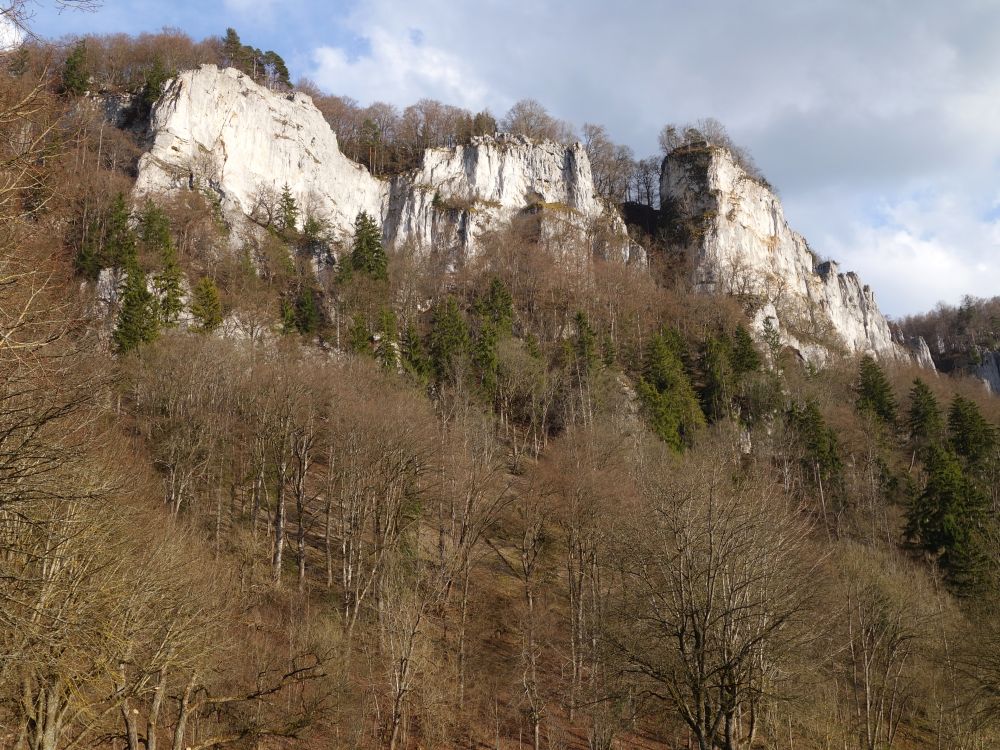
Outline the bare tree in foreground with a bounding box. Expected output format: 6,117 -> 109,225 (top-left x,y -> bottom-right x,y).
611,448 -> 821,750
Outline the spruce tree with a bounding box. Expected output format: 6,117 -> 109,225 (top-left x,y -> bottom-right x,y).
699,334 -> 734,422
75,222 -> 102,280
948,395 -> 996,469
730,324 -> 762,375
376,308 -> 400,370
140,203 -> 183,326
473,320 -> 499,394
139,201 -> 170,250
350,211 -> 387,280
279,184 -> 299,232
906,444 -> 990,594
638,330 -> 705,451
136,56 -> 172,120
472,278 -> 513,393
154,243 -> 183,326
190,277 -> 223,331
349,313 -> 371,354
105,193 -> 137,268
475,277 -> 514,335
761,316 -> 782,363
402,322 -> 431,382
62,40 -> 89,96
113,266 -> 158,354
855,355 -> 897,425
788,400 -> 843,493
301,214 -> 328,250
222,28 -> 243,68
429,296 -> 469,383
292,286 -> 320,334
601,333 -> 616,367
571,311 -> 597,374
472,111 -> 498,137
907,378 -> 943,450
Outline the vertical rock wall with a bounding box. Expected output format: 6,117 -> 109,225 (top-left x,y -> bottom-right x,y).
135,65 -> 633,262
661,143 -> 906,362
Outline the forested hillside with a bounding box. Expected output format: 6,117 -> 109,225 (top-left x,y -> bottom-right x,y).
3,16 -> 1000,750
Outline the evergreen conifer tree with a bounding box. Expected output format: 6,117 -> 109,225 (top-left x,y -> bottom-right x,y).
292,286 -> 320,335
279,184 -> 299,232
906,444 -> 991,594
601,333 -> 616,368
62,40 -> 89,96
105,193 -> 137,268
263,50 -> 291,88
350,211 -> 387,280
429,296 -> 469,382
761,316 -> 781,363
572,311 -> 597,374
75,221 -> 102,280
113,265 -> 158,354
349,313 -> 371,354
473,321 -> 499,394
140,203 -> 183,326
948,395 -> 997,469
154,244 -> 183,326
730,324 -> 762,375
301,214 -> 328,250
855,355 -> 897,425
136,56 -> 172,120
907,378 -> 943,450
190,277 -> 223,331
402,322 -> 431,381
476,277 -> 514,335
699,334 -> 734,422
222,28 -> 243,67
377,308 -> 399,371
638,330 -> 705,451
788,399 -> 843,494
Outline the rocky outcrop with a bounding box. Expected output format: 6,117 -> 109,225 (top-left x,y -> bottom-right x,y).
975,351 -> 1000,393
906,336 -> 937,371
661,143 -> 907,363
386,134 -> 637,262
135,65 -> 387,240
135,65 -> 634,262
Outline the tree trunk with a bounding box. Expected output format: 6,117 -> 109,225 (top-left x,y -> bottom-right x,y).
171,674 -> 197,750
147,670 -> 165,750
121,702 -> 140,750
272,458 -> 288,585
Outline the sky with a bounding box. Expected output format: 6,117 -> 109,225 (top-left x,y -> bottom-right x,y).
26,0 -> 1000,318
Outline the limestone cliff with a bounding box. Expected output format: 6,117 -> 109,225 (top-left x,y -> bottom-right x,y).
907,336 -> 937,371
135,65 -> 633,261
385,133 -> 635,262
135,65 -> 387,239
975,351 -> 1000,393
661,142 -> 906,363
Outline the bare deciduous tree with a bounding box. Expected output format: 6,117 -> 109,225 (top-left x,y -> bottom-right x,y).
611,446 -> 821,750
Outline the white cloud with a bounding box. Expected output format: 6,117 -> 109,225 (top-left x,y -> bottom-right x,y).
309,26 -> 489,111
824,190 -> 1000,317
221,0 -> 280,23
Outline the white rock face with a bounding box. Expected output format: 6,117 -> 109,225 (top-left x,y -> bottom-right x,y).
386,134 -> 626,259
975,351 -> 1000,393
136,65 -> 632,261
661,143 -> 906,362
906,336 -> 937,371
136,65 -> 387,240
